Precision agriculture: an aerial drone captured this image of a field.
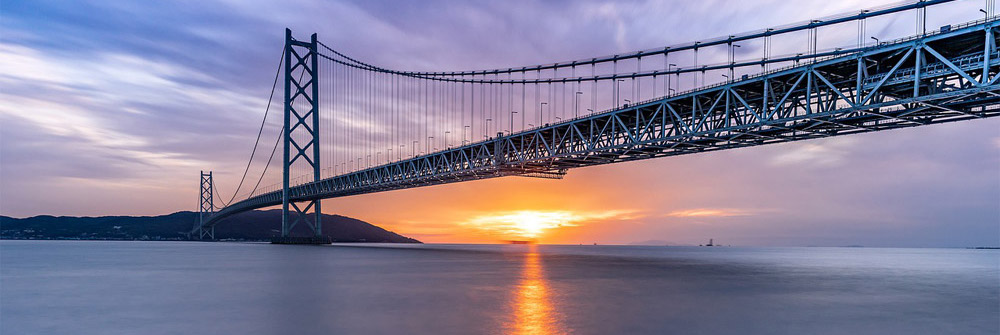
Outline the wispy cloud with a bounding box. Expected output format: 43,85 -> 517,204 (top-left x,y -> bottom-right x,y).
582,2 -> 630,52
0,42 -> 263,180
769,137 -> 857,168
1,0 -> 997,247
665,208 -> 756,218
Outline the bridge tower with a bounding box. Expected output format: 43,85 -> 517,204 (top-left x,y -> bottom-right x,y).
277,28 -> 326,244
197,171 -> 215,240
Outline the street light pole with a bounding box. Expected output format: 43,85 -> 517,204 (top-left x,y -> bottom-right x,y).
667,63 -> 676,95
539,102 -> 547,126
730,44 -> 741,81
510,111 -> 517,133
810,20 -> 822,56
574,91 -> 583,118
616,79 -> 626,107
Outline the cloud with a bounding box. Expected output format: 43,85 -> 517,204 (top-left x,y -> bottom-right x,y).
665,208 -> 756,218
0,0 -> 996,248
768,137 -> 856,168
0,42 -> 262,180
582,2 -> 630,52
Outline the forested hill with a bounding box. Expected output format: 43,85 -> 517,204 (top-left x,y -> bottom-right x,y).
1,209 -> 421,243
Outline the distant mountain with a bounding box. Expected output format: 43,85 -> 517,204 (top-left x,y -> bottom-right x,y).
0,209 -> 420,243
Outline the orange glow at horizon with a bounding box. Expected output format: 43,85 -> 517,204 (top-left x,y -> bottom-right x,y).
319,156 -> 763,244
461,210 -> 580,240
458,209 -> 639,242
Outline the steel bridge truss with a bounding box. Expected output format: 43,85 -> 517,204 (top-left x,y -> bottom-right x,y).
282,29 -> 322,237
203,19 -> 1000,227
197,171 -> 215,239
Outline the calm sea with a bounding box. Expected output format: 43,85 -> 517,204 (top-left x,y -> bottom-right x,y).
1,241 -> 997,334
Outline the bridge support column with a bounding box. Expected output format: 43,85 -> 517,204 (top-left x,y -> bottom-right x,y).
278,29 -> 327,244
197,171 -> 215,240
199,226 -> 214,240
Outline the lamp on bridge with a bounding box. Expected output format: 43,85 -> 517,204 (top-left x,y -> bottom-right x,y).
538,103 -> 547,127
729,44 -> 741,81
510,111 -> 517,134
616,79 -> 626,107
667,63 -> 676,94
574,91 -> 583,118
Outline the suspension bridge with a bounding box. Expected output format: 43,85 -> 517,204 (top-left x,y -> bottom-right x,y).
193,0 -> 1000,243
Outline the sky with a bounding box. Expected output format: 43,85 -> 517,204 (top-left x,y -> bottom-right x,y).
1,0 -> 998,247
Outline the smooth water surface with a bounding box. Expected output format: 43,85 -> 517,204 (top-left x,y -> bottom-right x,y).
2,241 -> 997,334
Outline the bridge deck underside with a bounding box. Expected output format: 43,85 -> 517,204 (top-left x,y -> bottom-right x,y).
204,20 -> 1000,227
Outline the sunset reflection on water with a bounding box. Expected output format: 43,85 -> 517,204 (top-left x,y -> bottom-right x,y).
510,245 -> 566,335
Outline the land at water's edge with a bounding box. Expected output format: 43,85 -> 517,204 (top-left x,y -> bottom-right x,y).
0,209 -> 420,243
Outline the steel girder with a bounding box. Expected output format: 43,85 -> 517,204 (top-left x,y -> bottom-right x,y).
202,19 -> 1000,228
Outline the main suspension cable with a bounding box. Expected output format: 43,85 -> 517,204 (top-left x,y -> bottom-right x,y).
246,125 -> 284,199
218,50 -> 284,207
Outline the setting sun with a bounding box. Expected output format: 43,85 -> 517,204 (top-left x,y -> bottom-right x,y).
462,210 -> 576,240
513,213 -> 555,238
457,209 -> 637,241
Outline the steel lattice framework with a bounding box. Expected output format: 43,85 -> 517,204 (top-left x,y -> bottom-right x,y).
198,12 -> 1000,232
280,29 -> 323,239
197,171 -> 215,239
